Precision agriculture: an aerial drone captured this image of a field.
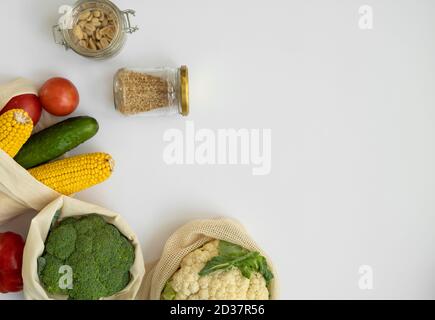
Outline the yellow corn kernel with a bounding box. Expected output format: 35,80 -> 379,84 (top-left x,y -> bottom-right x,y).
28,153 -> 114,195
0,109 -> 33,157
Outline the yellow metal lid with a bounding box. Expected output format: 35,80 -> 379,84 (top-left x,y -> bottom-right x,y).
179,66 -> 189,116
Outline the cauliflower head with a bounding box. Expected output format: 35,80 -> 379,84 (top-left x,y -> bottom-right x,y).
162,240 -> 273,300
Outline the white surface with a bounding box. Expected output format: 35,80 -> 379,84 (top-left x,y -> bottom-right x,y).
1,0 -> 435,300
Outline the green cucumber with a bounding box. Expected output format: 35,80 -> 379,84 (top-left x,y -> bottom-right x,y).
14,116 -> 99,169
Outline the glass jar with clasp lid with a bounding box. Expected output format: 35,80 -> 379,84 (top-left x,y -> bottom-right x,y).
53,0 -> 138,59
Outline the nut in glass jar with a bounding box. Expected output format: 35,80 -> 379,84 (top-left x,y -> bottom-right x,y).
53,0 -> 138,59
113,66 -> 190,117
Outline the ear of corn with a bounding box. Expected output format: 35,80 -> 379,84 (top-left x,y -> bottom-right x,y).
28,153 -> 114,195
0,109 -> 33,157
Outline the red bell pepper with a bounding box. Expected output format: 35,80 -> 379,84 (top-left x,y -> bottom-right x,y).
0,232 -> 24,293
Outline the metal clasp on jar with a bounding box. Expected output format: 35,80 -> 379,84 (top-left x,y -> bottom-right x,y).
123,10 -> 139,34
52,25 -> 69,50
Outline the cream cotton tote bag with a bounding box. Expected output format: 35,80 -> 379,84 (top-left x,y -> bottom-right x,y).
0,149 -> 60,225
0,78 -> 61,225
0,78 -> 38,111
22,196 -> 145,300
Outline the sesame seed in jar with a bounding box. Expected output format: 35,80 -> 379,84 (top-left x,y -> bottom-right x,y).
113,66 -> 189,117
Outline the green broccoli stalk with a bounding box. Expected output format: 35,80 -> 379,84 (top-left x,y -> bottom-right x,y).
38,214 -> 135,300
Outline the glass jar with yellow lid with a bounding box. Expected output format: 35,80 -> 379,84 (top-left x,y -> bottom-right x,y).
113,66 -> 190,117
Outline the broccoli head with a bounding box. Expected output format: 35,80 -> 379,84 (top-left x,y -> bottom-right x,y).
39,254 -> 69,296
38,214 -> 135,300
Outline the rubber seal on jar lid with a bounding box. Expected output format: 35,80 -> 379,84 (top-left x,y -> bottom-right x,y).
179,66 -> 189,116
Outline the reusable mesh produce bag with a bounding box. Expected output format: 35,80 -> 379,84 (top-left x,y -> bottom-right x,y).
22,196 -> 145,300
140,218 -> 278,300
0,149 -> 60,225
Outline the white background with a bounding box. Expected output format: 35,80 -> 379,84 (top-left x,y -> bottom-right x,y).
1,0 -> 435,300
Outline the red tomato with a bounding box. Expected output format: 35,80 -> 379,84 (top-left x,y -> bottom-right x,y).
0,232 -> 24,293
0,94 -> 42,125
39,77 -> 79,116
